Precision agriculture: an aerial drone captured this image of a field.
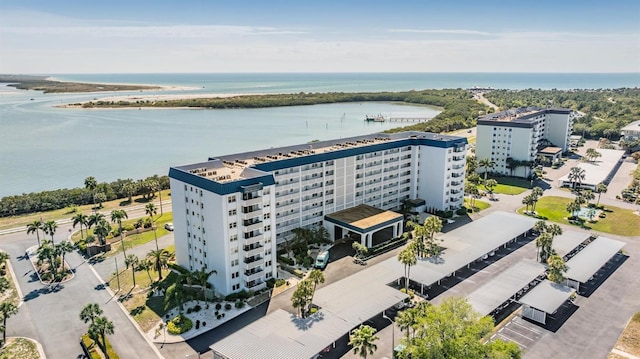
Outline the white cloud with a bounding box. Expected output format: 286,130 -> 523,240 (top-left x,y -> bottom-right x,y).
388,29 -> 492,36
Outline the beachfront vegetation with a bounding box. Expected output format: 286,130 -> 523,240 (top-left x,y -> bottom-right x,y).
0,175 -> 169,218
485,88 -> 640,140
0,75 -> 160,94
79,89 -> 487,134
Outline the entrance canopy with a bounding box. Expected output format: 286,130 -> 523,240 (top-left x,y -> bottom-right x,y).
325,204 -> 403,247
564,236 -> 625,283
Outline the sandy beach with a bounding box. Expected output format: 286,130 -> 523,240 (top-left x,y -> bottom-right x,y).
58,92 -> 260,108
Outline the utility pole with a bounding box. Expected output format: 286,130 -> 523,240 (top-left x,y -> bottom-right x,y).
115,257 -> 120,291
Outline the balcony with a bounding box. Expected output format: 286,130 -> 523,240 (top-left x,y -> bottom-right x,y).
244,280 -> 264,289
242,196 -> 263,206
244,255 -> 264,269
452,156 -> 465,162
244,231 -> 263,241
244,268 -> 264,282
243,243 -> 263,255
452,164 -> 464,170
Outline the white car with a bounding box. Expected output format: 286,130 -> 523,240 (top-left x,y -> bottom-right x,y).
164,223 -> 174,231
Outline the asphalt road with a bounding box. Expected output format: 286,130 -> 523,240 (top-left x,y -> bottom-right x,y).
1,217 -> 162,358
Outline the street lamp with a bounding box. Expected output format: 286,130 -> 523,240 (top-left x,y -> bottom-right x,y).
382,312 -> 394,358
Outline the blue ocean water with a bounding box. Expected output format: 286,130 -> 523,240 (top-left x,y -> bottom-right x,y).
1,73 -> 638,198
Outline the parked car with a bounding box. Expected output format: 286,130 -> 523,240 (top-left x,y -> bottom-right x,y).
164,223 -> 174,231
314,251 -> 330,269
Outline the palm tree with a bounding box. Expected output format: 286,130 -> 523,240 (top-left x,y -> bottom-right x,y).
566,200 -> 581,219
522,194 -> 535,213
567,167 -> 586,190
89,316 -> 115,359
484,179 -> 498,199
36,240 -> 56,279
72,213 -> 89,240
147,249 -> 171,280
291,279 -> 314,318
398,246 -> 417,293
594,183 -> 608,207
547,254 -> 568,283
192,268 -> 217,302
0,302 -> 18,346
307,269 -> 325,308
547,224 -> 562,238
56,241 -> 75,274
533,220 -> 547,235
93,219 -> 112,246
84,176 -> 98,210
110,209 -> 129,260
80,303 -> 104,326
87,213 -> 105,229
349,324 -> 379,359
138,259 -> 154,283
125,254 -> 139,288
26,220 -> 43,247
164,277 -> 187,314
531,187 -> 544,212
478,157 -> 495,181
145,203 -> 159,251
42,220 -> 58,245
395,307 -> 418,338
535,232 -> 553,263
582,190 -> 595,207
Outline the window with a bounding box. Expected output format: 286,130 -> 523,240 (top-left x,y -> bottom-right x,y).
232,284 -> 240,291
264,225 -> 271,231
264,213 -> 270,220
231,247 -> 238,254
228,196 -> 236,203
229,209 -> 237,216
230,234 -> 238,241
229,222 -> 237,229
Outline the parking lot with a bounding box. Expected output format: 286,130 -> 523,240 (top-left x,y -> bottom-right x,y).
492,316 -> 545,351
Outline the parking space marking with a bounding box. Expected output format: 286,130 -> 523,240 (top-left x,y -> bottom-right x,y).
511,320 -> 544,335
496,333 -> 528,349
504,326 -> 535,342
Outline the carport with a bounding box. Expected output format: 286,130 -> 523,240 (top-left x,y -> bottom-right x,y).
552,230 -> 591,260
563,236 -> 625,292
520,280 -> 575,325
325,204 -> 403,247
467,259 -> 546,316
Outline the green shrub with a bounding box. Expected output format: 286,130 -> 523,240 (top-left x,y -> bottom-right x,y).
235,300 -> 245,309
275,279 -> 286,287
225,290 -> 252,301
266,278 -> 276,288
456,208 -> 468,215
277,255 -> 294,265
167,314 -> 193,335
225,303 -> 232,310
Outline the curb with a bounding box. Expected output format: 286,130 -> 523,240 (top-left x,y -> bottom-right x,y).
85,259 -> 165,359
4,252 -> 24,308
5,336 -> 47,359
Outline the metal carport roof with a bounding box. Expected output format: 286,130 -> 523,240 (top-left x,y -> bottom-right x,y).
519,279 -> 574,314
467,259 -> 545,316
552,230 -> 590,258
564,236 -> 625,283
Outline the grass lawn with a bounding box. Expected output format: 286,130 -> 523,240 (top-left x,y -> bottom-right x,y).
73,212 -> 172,257
477,177 -> 530,195
464,198 -> 491,212
106,261 -> 178,332
0,189 -> 170,231
609,312 -> 640,358
0,338 -> 39,359
81,333 -> 119,359
517,196 -> 640,236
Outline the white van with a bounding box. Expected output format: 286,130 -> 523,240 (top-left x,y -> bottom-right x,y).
314,251 -> 330,269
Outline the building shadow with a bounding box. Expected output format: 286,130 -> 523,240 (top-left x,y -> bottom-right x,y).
522,301 -> 579,333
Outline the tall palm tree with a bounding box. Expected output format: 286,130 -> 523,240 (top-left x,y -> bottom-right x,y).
192,268 -> 217,302
478,157 -> 496,181
26,220 -> 43,247
535,232 -> 553,263
42,220 -> 58,245
307,269 -> 325,308
145,203 -> 159,251
93,219 -> 111,246
147,249 -> 171,280
84,176 -> 98,210
566,200 -> 581,219
72,213 -> 89,240
349,324 -> 379,359
594,183 -> 608,207
89,316 -> 115,359
56,241 -> 75,274
291,279 -> 314,318
484,179 -> 498,199
567,167 -> 586,190
398,246 -> 417,293
125,254 -> 139,288
138,259 -> 154,283
0,302 -> 18,345
110,209 -> 129,260
531,187 -> 544,212
80,303 -> 104,326
547,254 -> 568,283
87,213 -> 105,230
582,190 -> 595,207
36,240 -> 56,279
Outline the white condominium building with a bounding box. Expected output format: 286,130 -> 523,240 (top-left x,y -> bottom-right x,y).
169,131 -> 467,295
476,107 -> 573,178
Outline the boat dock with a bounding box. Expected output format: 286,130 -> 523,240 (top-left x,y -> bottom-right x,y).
365,115 -> 431,123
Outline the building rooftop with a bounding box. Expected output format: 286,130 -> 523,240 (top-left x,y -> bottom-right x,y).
519,280 -> 574,314
325,204 -> 403,232
170,131 -> 466,185
565,236 -> 625,283
621,120 -> 640,132
558,148 -> 625,187
478,107 -> 571,127
539,146 -> 563,155
552,230 -> 591,259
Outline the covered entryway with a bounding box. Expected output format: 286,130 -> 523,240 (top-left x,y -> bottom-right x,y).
324,204 -> 403,248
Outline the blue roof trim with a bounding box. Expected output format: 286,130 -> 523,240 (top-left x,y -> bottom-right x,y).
254,137 -> 467,172
169,168 -> 275,195
325,214 -> 403,234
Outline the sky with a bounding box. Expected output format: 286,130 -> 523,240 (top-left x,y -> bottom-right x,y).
0,0 -> 639,74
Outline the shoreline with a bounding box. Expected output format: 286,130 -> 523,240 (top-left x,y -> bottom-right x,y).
57,92 -> 259,109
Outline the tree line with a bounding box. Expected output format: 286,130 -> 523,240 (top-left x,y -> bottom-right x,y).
0,175 -> 169,217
